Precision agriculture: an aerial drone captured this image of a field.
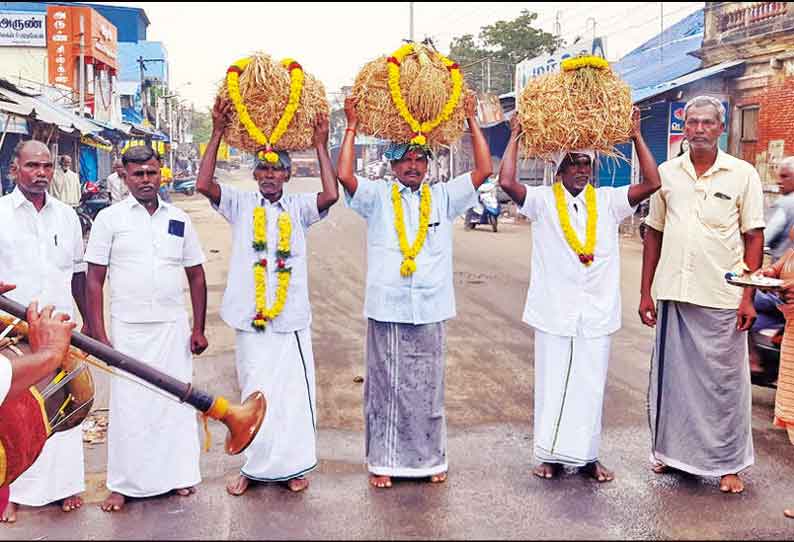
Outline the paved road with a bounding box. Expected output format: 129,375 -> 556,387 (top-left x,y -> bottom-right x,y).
5,172 -> 794,539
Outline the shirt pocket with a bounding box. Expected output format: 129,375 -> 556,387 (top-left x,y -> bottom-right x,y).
697,191 -> 737,230
424,209 -> 445,255
158,232 -> 185,264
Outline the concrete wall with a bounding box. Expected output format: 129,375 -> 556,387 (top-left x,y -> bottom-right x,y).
0,46 -> 47,87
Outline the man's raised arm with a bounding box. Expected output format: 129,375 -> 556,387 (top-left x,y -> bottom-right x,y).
196,97 -> 231,206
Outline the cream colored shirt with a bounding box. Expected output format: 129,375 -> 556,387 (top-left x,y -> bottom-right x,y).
50,168 -> 82,207
0,353 -> 11,407
646,150 -> 765,309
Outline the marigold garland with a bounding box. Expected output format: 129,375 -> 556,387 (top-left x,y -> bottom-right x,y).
391,182 -> 432,277
561,55 -> 609,72
252,207 -> 293,330
552,182 -> 597,266
386,44 -> 463,146
227,57 -> 304,163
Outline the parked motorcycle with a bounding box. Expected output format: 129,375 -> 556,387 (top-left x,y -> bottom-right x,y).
465,179 -> 500,232
172,172 -> 196,196
75,181 -> 111,243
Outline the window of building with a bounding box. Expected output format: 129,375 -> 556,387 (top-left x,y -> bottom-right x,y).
741,107 -> 759,142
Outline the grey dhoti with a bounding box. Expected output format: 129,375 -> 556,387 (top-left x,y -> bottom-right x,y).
364,319 -> 447,477
648,300 -> 754,476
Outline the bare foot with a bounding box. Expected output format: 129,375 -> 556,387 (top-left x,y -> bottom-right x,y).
430,472 -> 447,484
533,462 -> 561,480
100,492 -> 125,513
174,486 -> 196,497
719,474 -> 744,494
582,461 -> 614,483
0,502 -> 16,523
62,494 -> 83,512
285,477 -> 309,493
784,508 -> 794,518
368,474 -> 392,488
226,475 -> 250,496
652,462 -> 669,474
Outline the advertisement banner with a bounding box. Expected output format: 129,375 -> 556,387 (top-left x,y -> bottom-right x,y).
514,37 -> 607,97
0,11 -> 46,47
47,6 -> 75,88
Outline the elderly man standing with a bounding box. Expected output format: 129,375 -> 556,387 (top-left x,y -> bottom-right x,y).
338,94 -> 492,489
85,145 -> 209,512
50,155 -> 82,208
197,99 -> 338,496
0,141 -> 88,523
107,159 -> 129,204
498,109 -> 660,482
639,96 -> 765,494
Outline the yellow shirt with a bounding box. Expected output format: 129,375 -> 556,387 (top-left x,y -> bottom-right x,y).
160,166 -> 173,186
646,150 -> 765,309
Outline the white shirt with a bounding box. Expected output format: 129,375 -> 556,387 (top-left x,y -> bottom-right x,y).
519,184 -> 636,338
84,196 -> 206,323
213,184 -> 326,333
50,168 -> 82,207
0,353 -> 10,407
345,174 -> 477,324
0,188 -> 85,318
107,172 -> 129,203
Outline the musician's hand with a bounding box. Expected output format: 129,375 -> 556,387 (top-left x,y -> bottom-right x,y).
27,302 -> 75,369
0,281 -> 15,295
191,330 -> 208,355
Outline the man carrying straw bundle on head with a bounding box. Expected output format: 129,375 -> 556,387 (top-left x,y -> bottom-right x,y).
499,106 -> 661,482
197,97 -> 338,495
337,93 -> 491,489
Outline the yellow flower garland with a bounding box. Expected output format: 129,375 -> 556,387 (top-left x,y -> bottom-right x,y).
391,182 -> 432,277
227,57 -> 304,163
552,182 -> 598,266
252,207 -> 293,330
386,44 -> 463,145
561,55 -> 609,72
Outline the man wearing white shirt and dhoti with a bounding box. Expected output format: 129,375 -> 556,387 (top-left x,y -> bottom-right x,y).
84,144 -> 209,512
0,141 -> 90,523
337,94 -> 492,489
49,155 -> 82,208
197,99 -> 338,495
498,111 -> 660,482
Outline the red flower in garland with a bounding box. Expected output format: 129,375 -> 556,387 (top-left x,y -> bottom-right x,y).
259,258 -> 268,267
277,259 -> 286,269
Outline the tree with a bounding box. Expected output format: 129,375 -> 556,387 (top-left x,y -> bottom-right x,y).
448,9 -> 561,95
190,107 -> 213,145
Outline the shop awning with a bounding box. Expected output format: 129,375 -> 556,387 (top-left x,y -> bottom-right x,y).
0,78 -> 101,135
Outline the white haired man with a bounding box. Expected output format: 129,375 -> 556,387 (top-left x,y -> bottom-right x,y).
639,96 -> 765,494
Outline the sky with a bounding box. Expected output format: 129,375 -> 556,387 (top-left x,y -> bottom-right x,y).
108,1 -> 703,111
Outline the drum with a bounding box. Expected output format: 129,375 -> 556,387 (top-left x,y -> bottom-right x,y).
0,316 -> 94,486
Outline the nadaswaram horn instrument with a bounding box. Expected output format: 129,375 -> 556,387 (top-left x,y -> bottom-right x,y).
0,294 -> 266,484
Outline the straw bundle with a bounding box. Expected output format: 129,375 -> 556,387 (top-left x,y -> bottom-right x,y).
351,44 -> 469,146
216,52 -> 328,153
516,61 -> 633,159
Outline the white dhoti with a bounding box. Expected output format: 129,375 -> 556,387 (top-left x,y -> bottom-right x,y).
106,313 -> 201,497
10,427 -> 85,506
235,327 -> 317,481
533,329 -> 611,466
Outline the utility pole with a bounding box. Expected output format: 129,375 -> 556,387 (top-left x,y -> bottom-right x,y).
660,2 -> 664,63
79,14 -> 85,118
554,10 -> 562,37
409,2 -> 414,42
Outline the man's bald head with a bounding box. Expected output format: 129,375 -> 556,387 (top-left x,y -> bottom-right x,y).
12,140 -> 50,164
